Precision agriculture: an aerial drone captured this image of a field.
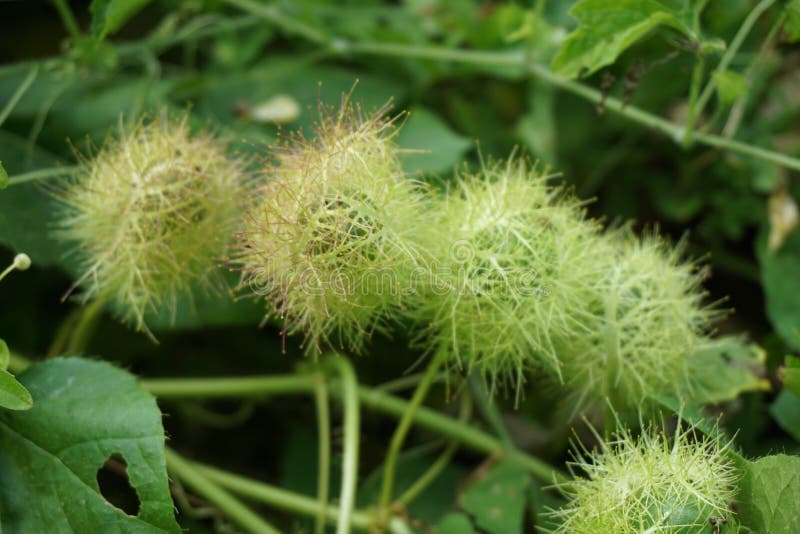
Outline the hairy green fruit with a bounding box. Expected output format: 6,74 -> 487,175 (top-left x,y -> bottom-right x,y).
238,102 -> 429,355
408,158 -> 604,396
556,230 -> 717,409
58,114 -> 245,335
548,421 -> 738,533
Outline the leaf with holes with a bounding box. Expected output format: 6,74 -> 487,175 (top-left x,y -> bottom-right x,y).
551,0 -> 695,79
459,460 -> 530,534
0,357 -> 179,532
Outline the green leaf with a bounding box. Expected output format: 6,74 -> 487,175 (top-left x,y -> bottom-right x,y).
397,108 -> 472,175
0,369 -> 32,411
459,460 -> 530,534
0,339 -> 8,370
437,513 -> 476,534
758,227 -> 800,351
0,161 -> 8,190
770,390 -> 800,442
0,357 -> 179,532
551,0 -> 693,79
785,0 -> 800,42
90,0 -> 153,38
738,454 -> 800,533
683,337 -> 770,406
712,70 -> 748,104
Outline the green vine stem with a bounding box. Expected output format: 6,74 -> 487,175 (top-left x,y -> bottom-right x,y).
681,0 -> 709,147
396,392 -> 472,507
192,462 -> 373,530
378,344 -> 448,512
214,1 -> 800,172
0,64 -> 38,128
722,9 -> 786,139
335,41 -> 800,171
143,374 -> 318,396
142,372 -> 569,484
66,297 -> 108,355
468,373 -> 513,448
691,0 -> 777,132
313,371 -> 331,534
221,0 -> 328,44
165,448 -> 282,534
324,356 -> 361,534
50,0 -> 82,41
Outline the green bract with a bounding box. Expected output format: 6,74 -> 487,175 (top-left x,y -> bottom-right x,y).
408,159 -> 603,396
548,421 -> 738,533
238,102 -> 430,355
58,114 -> 245,334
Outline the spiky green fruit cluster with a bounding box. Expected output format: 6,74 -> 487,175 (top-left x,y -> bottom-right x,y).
59,114 -> 245,333
556,230 -> 716,409
547,421 -> 738,533
238,102 -> 429,355
408,159 -> 603,393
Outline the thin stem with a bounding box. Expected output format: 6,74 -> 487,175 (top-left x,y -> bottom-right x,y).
379,345 -> 447,511
325,357 -> 360,534
469,373 -> 513,448
723,11 -> 786,139
682,0 -> 710,146
48,307 -> 82,357
353,381 -> 568,484
376,370 -> 447,393
338,41 -> 800,170
6,165 -> 81,187
51,0 -> 82,41
193,462 -> 373,530
0,15 -> 261,79
144,374 -> 317,397
682,55 -> 705,147
314,371 -> 331,534
693,0 -> 777,123
0,265 -> 15,283
165,448 -> 281,534
222,0 -> 328,44
66,298 -> 107,355
142,373 -> 568,484
0,64 -> 38,128
397,393 -> 472,507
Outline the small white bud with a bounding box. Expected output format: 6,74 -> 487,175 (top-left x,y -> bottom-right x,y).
13,253 -> 31,271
